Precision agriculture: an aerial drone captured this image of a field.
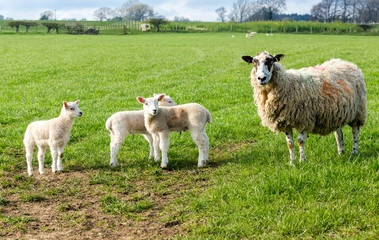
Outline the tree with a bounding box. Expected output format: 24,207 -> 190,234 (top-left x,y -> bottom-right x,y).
258,0 -> 286,21
173,16 -> 190,22
7,21 -> 23,32
119,0 -> 155,21
147,18 -> 169,32
94,7 -> 112,21
215,7 -> 227,22
229,0 -> 252,22
0,15 -> 4,20
41,22 -> 63,34
40,11 -> 54,20
22,22 -> 38,32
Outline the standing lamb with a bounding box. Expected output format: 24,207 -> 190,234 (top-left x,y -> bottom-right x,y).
24,100 -> 83,176
106,95 -> 177,167
137,94 -> 211,168
242,51 -> 367,165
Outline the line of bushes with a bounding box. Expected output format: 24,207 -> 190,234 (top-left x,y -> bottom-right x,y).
3,21 -> 99,34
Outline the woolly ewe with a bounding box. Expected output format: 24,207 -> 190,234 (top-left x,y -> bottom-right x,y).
242,51 -> 367,165
137,94 -> 211,168
106,95 -> 177,167
24,100 -> 82,176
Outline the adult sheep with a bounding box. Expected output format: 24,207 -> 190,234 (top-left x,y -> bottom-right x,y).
242,51 -> 367,165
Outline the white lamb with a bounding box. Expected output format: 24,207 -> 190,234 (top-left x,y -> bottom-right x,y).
242,51 -> 367,165
24,100 -> 83,176
137,94 -> 211,168
106,95 -> 177,167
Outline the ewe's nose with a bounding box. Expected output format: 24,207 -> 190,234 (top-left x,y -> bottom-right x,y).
152,109 -> 157,115
258,76 -> 267,81
79,112 -> 83,117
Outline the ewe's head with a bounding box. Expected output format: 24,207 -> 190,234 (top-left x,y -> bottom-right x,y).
242,51 -> 284,86
62,100 -> 83,118
153,93 -> 177,107
137,94 -> 165,116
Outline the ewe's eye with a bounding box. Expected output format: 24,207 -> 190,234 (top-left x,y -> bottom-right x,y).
145,103 -> 148,105
70,107 -> 75,111
168,101 -> 172,103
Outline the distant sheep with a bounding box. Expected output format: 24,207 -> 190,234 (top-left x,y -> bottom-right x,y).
106,95 -> 177,167
242,51 -> 367,165
24,100 -> 82,176
246,31 -> 257,37
137,94 -> 211,168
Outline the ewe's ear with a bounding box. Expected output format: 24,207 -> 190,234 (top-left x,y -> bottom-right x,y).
274,54 -> 284,62
63,101 -> 68,108
75,100 -> 80,105
136,97 -> 145,104
157,94 -> 165,102
242,56 -> 253,64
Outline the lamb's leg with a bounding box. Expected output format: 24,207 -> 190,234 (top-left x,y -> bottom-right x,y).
50,145 -> 58,173
25,144 -> 34,176
37,146 -> 47,175
334,129 -> 344,155
352,126 -> 360,155
109,131 -> 127,167
158,131 -> 169,168
57,146 -> 64,172
285,130 -> 296,165
143,134 -> 155,159
152,133 -> 161,162
190,130 -> 209,167
297,131 -> 307,162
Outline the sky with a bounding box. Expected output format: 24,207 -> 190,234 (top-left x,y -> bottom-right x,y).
0,0 -> 316,21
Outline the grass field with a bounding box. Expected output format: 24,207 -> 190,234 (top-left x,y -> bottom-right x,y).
0,33 -> 378,239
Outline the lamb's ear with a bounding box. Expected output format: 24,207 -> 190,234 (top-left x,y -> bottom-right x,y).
75,100 -> 80,105
136,97 -> 145,104
274,54 -> 284,62
242,56 -> 253,64
63,101 -> 68,108
157,94 -> 165,102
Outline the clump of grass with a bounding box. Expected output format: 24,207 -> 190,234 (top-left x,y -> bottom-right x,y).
0,197 -> 10,206
100,194 -> 153,214
20,193 -> 46,202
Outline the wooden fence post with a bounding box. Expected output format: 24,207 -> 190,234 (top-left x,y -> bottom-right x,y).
310,26 -> 312,34
296,26 -> 298,33
217,24 -> 219,32
230,24 -> 232,32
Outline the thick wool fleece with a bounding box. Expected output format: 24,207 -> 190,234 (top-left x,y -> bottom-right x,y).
251,59 -> 367,135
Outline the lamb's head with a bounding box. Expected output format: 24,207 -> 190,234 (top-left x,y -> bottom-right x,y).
137,94 -> 165,116
153,93 -> 178,107
242,51 -> 284,86
62,100 -> 83,118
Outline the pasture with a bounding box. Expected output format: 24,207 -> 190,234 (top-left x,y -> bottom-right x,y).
0,33 -> 378,239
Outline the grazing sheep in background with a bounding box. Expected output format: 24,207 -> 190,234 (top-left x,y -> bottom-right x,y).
242,51 -> 367,165
106,95 -> 177,167
24,100 -> 83,176
137,94 -> 211,168
246,31 -> 257,37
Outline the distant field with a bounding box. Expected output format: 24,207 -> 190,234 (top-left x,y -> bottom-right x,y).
0,33 -> 378,239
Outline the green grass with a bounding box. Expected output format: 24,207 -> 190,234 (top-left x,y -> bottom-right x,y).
0,33 -> 378,238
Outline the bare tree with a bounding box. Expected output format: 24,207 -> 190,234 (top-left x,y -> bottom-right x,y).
40,11 -> 54,20
94,7 -> 112,21
258,0 -> 286,21
229,0 -> 252,22
215,7 -> 227,22
119,0 -> 155,21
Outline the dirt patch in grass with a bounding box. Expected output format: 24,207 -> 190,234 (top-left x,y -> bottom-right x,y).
0,141 -> 255,239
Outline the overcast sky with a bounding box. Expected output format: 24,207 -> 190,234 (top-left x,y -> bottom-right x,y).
1,0 -> 316,21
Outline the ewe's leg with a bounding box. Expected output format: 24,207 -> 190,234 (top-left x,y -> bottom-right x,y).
50,145 -> 59,173
152,133 -> 161,162
352,126 -> 360,155
25,144 -> 34,176
285,130 -> 295,165
158,131 -> 170,168
190,130 -> 209,167
334,129 -> 345,155
57,146 -> 65,172
297,131 -> 308,162
110,132 -> 126,167
37,146 -> 47,175
143,134 -> 155,159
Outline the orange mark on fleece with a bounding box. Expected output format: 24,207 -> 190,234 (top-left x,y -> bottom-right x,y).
313,66 -> 326,71
321,81 -> 339,98
336,79 -> 352,94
